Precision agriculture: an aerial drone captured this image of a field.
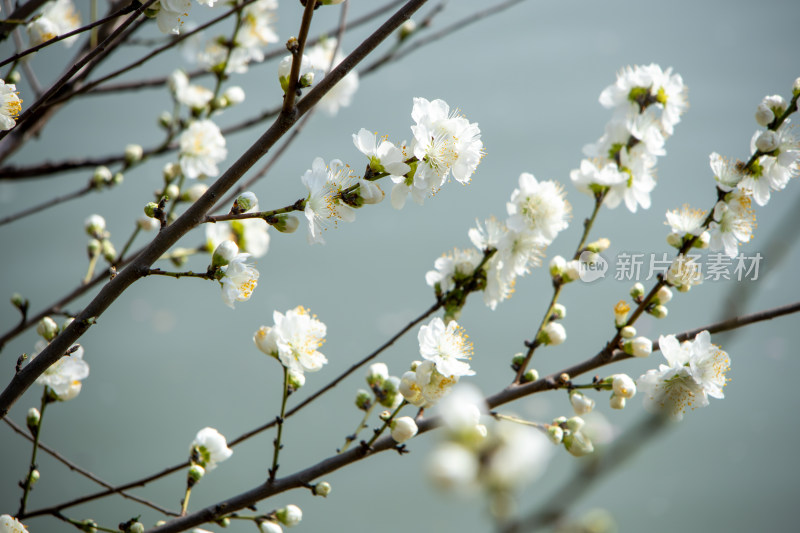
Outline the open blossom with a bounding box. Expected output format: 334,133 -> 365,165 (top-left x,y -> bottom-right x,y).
665,204 -> 707,241
709,152 -> 743,191
191,427 -> 233,471
33,341 -> 89,400
27,0 -> 81,46
301,157 -> 359,245
168,70 -> 213,109
219,251 -> 259,308
0,80 -> 22,131
253,306 -> 327,375
737,123 -> 799,206
353,128 -> 410,179
0,514 -> 28,532
410,97 -> 483,190
666,254 -> 702,292
506,173 -> 570,243
637,331 -> 730,421
708,191 -> 755,258
179,119 -> 227,179
418,317 -> 474,378
157,0 -> 193,35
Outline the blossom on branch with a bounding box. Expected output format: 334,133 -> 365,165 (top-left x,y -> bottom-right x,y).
179,119 -> 227,179
0,80 -> 22,131
190,427 -> 233,471
33,341 -> 89,401
253,306 -> 328,376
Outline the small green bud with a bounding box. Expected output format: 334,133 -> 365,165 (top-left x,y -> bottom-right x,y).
7,70 -> 21,84
793,77 -> 800,97
649,304 -> 668,319
158,111 -> 173,128
511,353 -> 526,369
112,172 -> 124,186
549,255 -> 566,278
61,317 -> 75,332
87,238 -> 102,257
287,369 -> 305,392
79,519 -> 98,533
366,362 -> 388,387
398,19 -> 417,42
124,144 -> 143,165
188,464 -> 205,484
144,5 -> 160,18
565,416 -> 585,433
211,96 -> 226,111
215,517 -> 230,528
101,239 -> 117,262
11,293 -> 26,309
694,231 -> 710,249
630,282 -> 645,300
129,522 -> 145,533
84,214 -> 107,238
355,389 -> 372,410
547,425 -> 564,444
314,481 -> 332,497
563,430 -> 594,457
144,202 -> 158,218
232,192 -> 258,214
522,368 -> 539,383
26,407 -> 41,432
28,469 -> 40,486
270,214 -> 299,234
92,166 -> 112,187
36,316 -> 59,341
409,360 -> 421,372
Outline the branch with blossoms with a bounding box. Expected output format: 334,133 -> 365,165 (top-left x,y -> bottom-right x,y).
2,0 -> 800,532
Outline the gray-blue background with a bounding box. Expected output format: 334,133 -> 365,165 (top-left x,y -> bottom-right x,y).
1,0 -> 799,531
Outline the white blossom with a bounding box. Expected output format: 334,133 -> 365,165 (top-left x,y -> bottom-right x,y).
391,416 -> 419,443
418,317 -> 474,378
506,173 -> 570,243
708,192 -> 755,258
0,514 -> 28,533
637,331 -> 730,421
179,119 -> 227,179
301,157 -> 357,244
307,38 -> 359,116
424,248 -> 482,293
191,427 -> 233,471
34,341 -> 89,400
0,80 -> 22,131
253,306 -> 327,375
219,252 -> 259,308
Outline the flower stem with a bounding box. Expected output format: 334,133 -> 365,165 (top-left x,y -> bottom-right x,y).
18,389 -> 48,516
180,485 -> 192,516
268,366 -> 290,482
490,412 -> 546,431
339,402 -> 375,454
365,401 -> 407,449
83,252 -> 99,285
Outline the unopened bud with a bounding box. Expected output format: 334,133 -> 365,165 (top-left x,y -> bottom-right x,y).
547,425 -> 564,444
755,102 -> 774,127
26,407 -> 41,432
522,368 -> 539,383
129,522 -> 144,533
61,317 -> 75,331
84,214 -> 107,238
163,162 -> 181,182
620,325 -> 636,338
287,369 -> 305,392
613,300 -> 630,328
124,144 -> 143,165
391,416 -> 418,443
586,238 -> 610,253
11,293 -> 27,309
563,430 -> 594,457
137,216 -> 160,231
87,238 -> 102,257
232,192 -> 258,214
565,416 -> 585,433
144,202 -> 158,218
538,321 -> 566,346
570,391 -> 595,415
793,77 -> 800,97
276,504 -> 303,527
563,260 -> 581,282
552,303 -> 566,320
612,374 -> 637,399
755,130 -> 779,153
80,519 -> 98,533
28,469 -> 40,486
314,481 -> 332,497
223,86 -> 245,106
92,166 -> 112,187
188,464 -> 205,484
623,336 -> 652,358
37,316 -> 59,341
7,70 -> 21,84
270,214 -> 299,234
212,241 -> 238,268
630,282 -> 645,300
165,184 -> 180,200
183,184 -> 208,202
366,362 -> 389,387
549,255 -> 566,278
649,304 -> 668,319
666,232 -> 683,248
398,19 -> 417,42
511,353 -> 526,369
694,231 -> 710,249
355,389 -> 372,410
101,239 -> 117,262
609,394 -> 626,409
379,410 -> 392,421
655,286 -> 673,305
158,111 -> 173,128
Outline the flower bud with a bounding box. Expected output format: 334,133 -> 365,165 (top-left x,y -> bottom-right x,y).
379,377 -> 402,408
101,239 -> 117,262
61,317 -> 75,332
694,231 -> 710,249
27,407 -> 41,432
649,304 -> 668,319
233,192 -> 258,214
223,86 -> 245,106
28,469 -> 40,486
552,303 -> 566,320
366,362 -> 388,387
314,481 -> 332,497
630,282 -> 645,300
762,94 -> 787,116
613,300 -> 630,327
84,214 -> 107,238
287,369 -> 305,392
379,410 -> 392,421
355,389 -> 372,410
7,70 -> 21,84
398,19 -> 417,42
511,353 -> 526,369
276,504 -> 302,527
129,522 -> 145,533
215,517 -> 230,528
755,102 -> 774,127
570,391 -> 595,415
188,464 -> 205,484
793,77 -> 800,97
522,368 -> 539,383
563,260 -> 581,282
80,519 -> 98,533
391,416 -> 419,443
158,111 -> 173,128
655,286 -> 673,304
163,162 -> 181,182
609,394 -> 626,409
586,237 -> 610,253
87,238 -> 102,257
137,216 -> 160,231
165,184 -> 180,200
37,316 -> 59,341
92,166 -> 112,187
144,202 -> 158,218
270,214 -> 300,234
623,336 -> 652,358
538,321 -> 566,346
755,130 -> 779,153
258,520 -> 283,533
124,144 -> 143,165
547,425 -> 564,444
212,241 -> 238,268
666,232 -> 683,248
620,325 -> 636,338
549,255 -> 566,278
563,431 -> 594,457
612,374 -> 636,399
11,293 -> 27,310
565,416 -> 585,433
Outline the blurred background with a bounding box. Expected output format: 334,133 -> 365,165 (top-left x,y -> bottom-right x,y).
1,0 -> 799,531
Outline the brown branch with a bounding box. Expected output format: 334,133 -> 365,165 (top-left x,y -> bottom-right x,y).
3,417 -> 179,517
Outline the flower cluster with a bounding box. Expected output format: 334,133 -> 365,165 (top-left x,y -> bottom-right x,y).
427,170 -> 570,310
571,64 -> 688,212
254,306 -> 328,379
399,317 -> 474,407
637,331 -> 730,421
426,386 -> 552,518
